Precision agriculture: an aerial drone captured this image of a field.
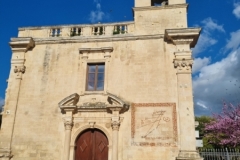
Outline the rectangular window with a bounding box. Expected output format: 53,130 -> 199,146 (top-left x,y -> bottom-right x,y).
86,63 -> 105,91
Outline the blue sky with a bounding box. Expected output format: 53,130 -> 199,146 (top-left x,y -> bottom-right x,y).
0,0 -> 239,116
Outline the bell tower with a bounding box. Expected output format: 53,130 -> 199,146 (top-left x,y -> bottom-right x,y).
135,0 -> 186,7
133,1 -> 202,160
133,0 -> 188,35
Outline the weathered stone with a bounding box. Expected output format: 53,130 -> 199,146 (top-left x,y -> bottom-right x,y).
0,0 -> 201,159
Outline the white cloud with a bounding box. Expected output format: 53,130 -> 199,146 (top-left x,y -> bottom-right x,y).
202,18 -> 225,33
193,49 -> 240,115
0,97 -> 4,111
233,3 -> 240,19
192,18 -> 225,56
196,102 -> 208,109
89,0 -> 108,23
192,57 -> 211,74
225,29 -> 240,51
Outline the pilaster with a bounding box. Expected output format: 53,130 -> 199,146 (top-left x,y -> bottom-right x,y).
59,93 -> 79,160
165,28 -> 202,160
108,107 -> 122,160
60,107 -> 77,160
0,37 -> 35,159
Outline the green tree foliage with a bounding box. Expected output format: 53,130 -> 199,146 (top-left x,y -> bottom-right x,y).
195,116 -> 214,138
195,116 -> 215,148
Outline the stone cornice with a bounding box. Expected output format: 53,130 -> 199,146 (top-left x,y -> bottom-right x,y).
165,28 -> 201,48
79,47 -> 113,53
9,37 -> 35,53
33,34 -> 164,44
133,4 -> 188,11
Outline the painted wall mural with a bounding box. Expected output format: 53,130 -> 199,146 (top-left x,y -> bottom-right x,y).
131,103 -> 177,147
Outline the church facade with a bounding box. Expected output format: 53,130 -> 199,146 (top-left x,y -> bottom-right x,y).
0,0 -> 201,159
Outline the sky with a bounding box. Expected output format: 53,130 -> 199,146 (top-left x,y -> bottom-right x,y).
0,0 -> 239,116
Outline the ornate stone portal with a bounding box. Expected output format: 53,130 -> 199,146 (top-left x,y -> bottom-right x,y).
58,92 -> 129,160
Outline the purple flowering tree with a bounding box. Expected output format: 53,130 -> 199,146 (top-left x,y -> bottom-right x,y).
205,103 -> 240,147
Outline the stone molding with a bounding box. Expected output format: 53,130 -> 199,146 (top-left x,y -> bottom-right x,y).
0,148 -> 12,159
79,47 -> 113,59
177,150 -> 203,160
79,47 -> 113,53
33,34 -> 164,44
165,28 -> 201,48
9,37 -> 35,53
133,3 -> 188,11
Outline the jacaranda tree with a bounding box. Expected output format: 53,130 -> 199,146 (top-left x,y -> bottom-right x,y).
205,103 -> 240,147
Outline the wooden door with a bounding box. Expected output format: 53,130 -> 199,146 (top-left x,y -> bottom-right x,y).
75,129 -> 108,160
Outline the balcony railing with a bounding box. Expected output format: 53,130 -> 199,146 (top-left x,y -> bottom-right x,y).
18,22 -> 134,38
70,27 -> 82,37
49,28 -> 61,37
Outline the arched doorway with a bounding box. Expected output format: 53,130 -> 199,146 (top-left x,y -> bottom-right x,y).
75,129 -> 108,160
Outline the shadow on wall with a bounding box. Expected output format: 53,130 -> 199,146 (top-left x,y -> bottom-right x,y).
0,105 -> 2,129
151,0 -> 168,6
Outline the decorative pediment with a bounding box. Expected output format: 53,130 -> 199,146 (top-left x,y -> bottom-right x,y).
58,92 -> 129,113
58,93 -> 79,113
58,93 -> 80,106
107,92 -> 129,113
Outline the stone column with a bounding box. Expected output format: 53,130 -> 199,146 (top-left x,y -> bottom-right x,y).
63,119 -> 73,160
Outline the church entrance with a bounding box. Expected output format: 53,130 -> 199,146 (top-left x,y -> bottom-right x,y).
75,129 -> 108,160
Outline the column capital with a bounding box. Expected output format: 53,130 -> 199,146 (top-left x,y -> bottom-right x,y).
64,119 -> 73,130
174,59 -> 193,74
111,121 -> 120,131
13,66 -> 26,75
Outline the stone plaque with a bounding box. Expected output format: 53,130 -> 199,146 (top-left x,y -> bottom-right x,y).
131,103 -> 177,147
